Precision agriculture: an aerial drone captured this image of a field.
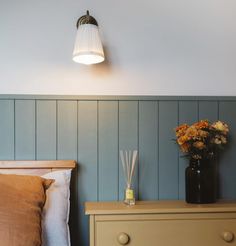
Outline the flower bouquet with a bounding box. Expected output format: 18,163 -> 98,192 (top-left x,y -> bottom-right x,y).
175,120 -> 229,160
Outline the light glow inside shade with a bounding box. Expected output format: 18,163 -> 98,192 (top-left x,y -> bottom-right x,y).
73,24 -> 105,65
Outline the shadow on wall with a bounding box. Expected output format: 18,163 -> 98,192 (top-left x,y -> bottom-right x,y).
69,165 -> 79,246
89,45 -> 113,77
70,163 -> 91,246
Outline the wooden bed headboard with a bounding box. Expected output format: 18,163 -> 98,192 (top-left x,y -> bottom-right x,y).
0,160 -> 76,175
0,159 -> 78,246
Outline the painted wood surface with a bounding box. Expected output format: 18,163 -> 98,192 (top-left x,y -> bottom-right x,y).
36,100 -> 56,160
178,101 -> 198,199
158,101 -> 179,199
15,100 -> 35,160
219,102 -> 236,199
57,101 -> 77,160
98,101 -> 118,201
138,101 -> 158,200
0,96 -> 236,246
78,101 -> 98,246
0,100 -> 14,159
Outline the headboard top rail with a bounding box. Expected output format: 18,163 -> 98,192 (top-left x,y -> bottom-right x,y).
0,160 -> 76,169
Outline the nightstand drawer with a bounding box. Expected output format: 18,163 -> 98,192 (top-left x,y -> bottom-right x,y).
96,219 -> 236,246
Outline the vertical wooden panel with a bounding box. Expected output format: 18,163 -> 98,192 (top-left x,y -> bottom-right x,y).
78,101 -> 98,246
57,101 -> 78,246
36,100 -> 56,160
199,101 -> 218,122
159,101 -> 178,199
199,101 -> 219,198
98,101 -> 118,201
119,101 -> 138,200
0,100 -> 14,160
178,101 -> 198,199
219,102 -> 236,199
139,101 -> 158,200
57,101 -> 77,160
15,100 -> 35,160
78,101 -> 98,200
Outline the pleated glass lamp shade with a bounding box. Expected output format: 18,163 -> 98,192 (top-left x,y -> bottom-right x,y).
73,24 -> 105,65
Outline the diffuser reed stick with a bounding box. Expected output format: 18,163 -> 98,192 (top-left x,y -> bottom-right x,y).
120,150 -> 138,205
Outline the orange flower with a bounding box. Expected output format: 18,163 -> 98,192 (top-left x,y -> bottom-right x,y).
177,135 -> 189,145
185,126 -> 198,138
193,120 -> 209,129
175,124 -> 189,137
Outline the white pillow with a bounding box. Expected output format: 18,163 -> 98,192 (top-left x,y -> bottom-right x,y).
42,169 -> 72,246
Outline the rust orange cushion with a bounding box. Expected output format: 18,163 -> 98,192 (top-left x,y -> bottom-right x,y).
0,173 -> 53,246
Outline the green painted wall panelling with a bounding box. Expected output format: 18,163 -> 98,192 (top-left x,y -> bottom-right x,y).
198,101 -> 218,122
178,101 -> 198,199
0,96 -> 235,246
36,100 -> 57,160
0,100 -> 14,159
77,101 -> 98,246
138,101 -> 158,200
219,102 -> 236,199
57,101 -> 77,160
15,100 -> 35,160
98,101 -> 119,201
158,101 -> 179,199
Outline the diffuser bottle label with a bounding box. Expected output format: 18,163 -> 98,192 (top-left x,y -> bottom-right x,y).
126,189 -> 134,200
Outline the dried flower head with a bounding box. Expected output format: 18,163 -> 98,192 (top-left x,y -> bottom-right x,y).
175,124 -> 189,137
193,120 -> 209,129
212,121 -> 229,135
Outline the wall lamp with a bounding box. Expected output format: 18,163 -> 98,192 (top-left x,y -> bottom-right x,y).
72,10 -> 105,65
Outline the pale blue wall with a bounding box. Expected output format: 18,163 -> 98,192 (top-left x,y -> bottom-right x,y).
0,95 -> 236,245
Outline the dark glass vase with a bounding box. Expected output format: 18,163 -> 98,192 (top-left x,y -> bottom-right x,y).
185,158 -> 216,204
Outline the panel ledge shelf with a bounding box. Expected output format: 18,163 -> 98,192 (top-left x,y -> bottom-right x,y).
0,95 -> 236,101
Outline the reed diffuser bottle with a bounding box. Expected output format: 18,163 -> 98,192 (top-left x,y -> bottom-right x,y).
120,150 -> 138,206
